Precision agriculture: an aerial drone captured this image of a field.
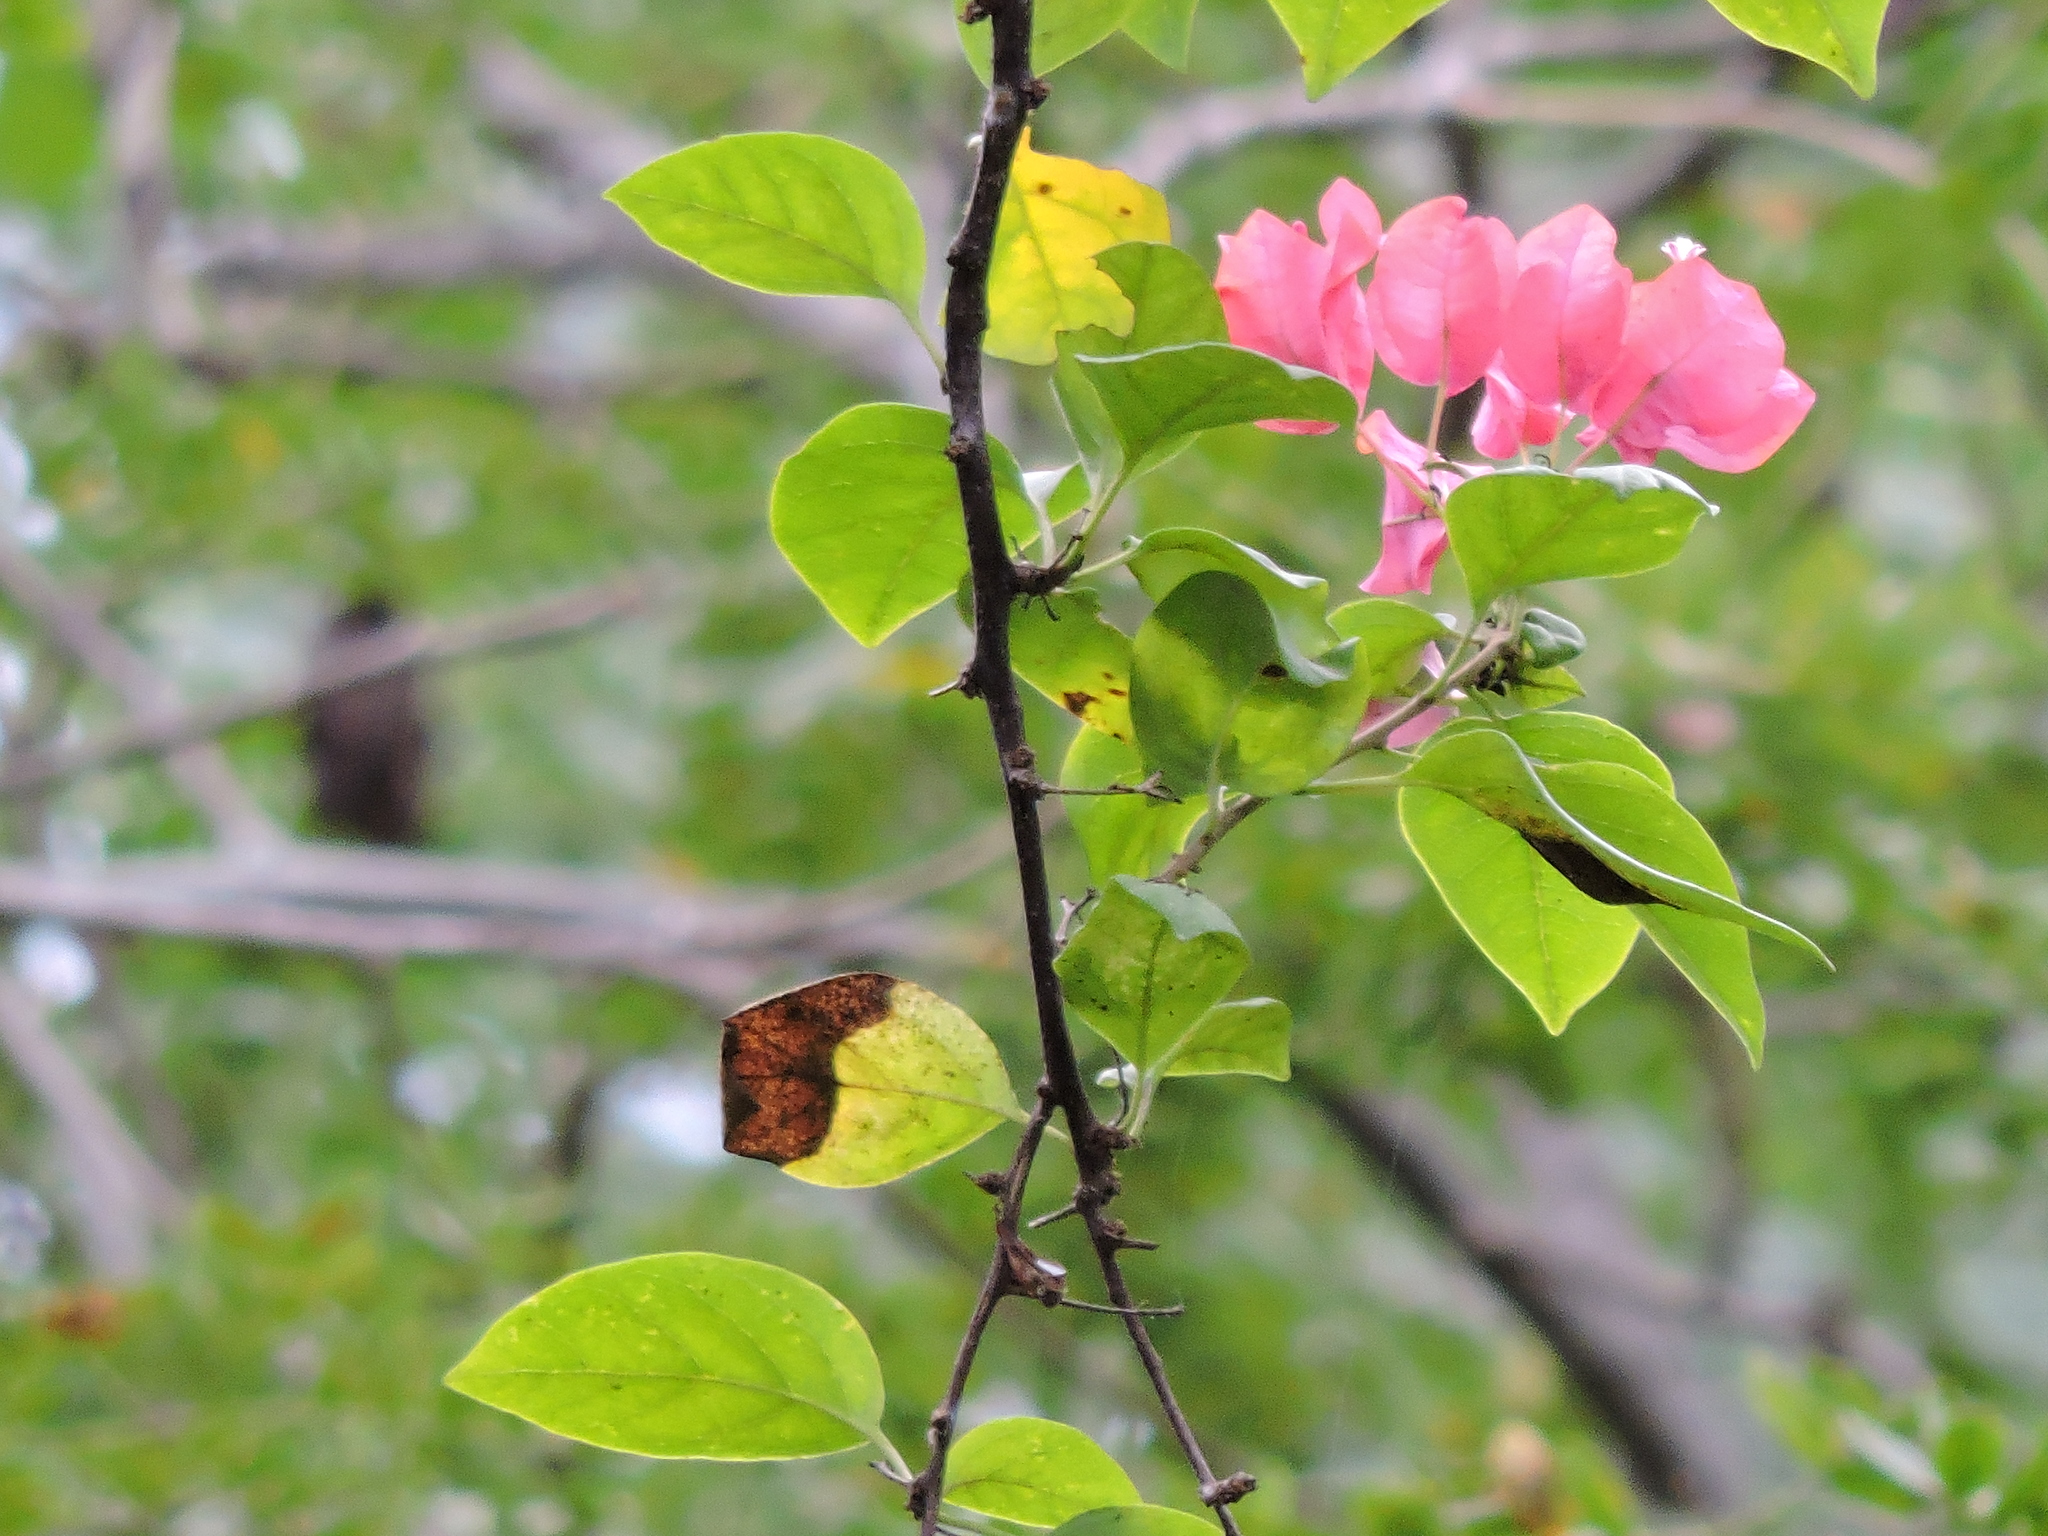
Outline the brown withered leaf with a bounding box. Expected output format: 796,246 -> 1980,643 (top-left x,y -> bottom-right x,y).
718,972 -> 1021,1188
721,971 -> 895,1166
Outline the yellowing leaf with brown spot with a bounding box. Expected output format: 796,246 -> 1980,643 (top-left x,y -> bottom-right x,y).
986,132 -> 1170,365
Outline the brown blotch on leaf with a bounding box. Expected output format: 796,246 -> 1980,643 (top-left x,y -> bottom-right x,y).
721,972 -> 897,1166
1521,834 -> 1669,907
1061,690 -> 1095,717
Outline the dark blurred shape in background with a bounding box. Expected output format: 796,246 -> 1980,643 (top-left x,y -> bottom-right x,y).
304,597 -> 426,845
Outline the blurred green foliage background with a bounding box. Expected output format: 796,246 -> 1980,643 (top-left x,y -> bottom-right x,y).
2,0 -> 2048,1533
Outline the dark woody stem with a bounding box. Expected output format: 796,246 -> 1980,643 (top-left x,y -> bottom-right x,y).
918,2 -> 1250,1531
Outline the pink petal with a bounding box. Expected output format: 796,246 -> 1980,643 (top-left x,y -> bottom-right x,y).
1318,177 -> 1383,281
1215,183 -> 1379,431
1588,254 -> 1786,447
1365,197 -> 1518,393
1659,367 -> 1814,471
1361,516 -> 1449,595
1471,369 -> 1565,461
1499,205 -> 1630,414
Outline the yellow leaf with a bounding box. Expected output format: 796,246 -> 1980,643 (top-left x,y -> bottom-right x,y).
986,131 -> 1170,365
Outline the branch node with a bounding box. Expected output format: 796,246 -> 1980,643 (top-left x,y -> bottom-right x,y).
1202,1472 -> 1259,1508
966,1169 -> 1008,1197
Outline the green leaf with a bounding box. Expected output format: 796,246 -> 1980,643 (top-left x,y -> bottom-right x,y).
722,973 -> 1023,1187
1087,244 -> 1230,352
1439,711 -> 1673,793
445,1253 -> 889,1461
961,0 -> 1138,79
1123,0 -> 1200,65
1402,729 -> 1829,964
988,131 -> 1172,365
1444,466 -> 1714,611
1264,0 -> 1452,99
946,1418 -> 1142,1527
1934,1410 -> 2003,1498
1539,762 -> 1769,1063
1126,528 -> 1341,682
1130,571 -> 1366,797
1062,728 -> 1205,883
1053,243 -> 1227,495
1162,998 -> 1292,1079
1053,1508 -> 1222,1536
1701,0 -> 1885,96
1503,664 -> 1584,710
1130,571 -> 1277,795
1327,598 -> 1452,693
1011,590 -> 1136,744
607,133 -> 925,324
1075,343 -> 1357,477
1054,875 -> 1247,1077
770,405 -> 1038,646
1400,786 -> 1638,1033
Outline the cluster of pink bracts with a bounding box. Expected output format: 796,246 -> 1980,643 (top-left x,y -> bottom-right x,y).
1212,180 -> 1815,597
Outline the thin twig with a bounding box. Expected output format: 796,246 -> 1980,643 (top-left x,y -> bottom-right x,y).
1152,625 -> 1519,885
908,1087 -> 1058,1534
0,527 -> 279,849
0,568 -> 671,797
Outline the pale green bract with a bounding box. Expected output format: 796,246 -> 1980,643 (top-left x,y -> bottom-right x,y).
444,1253 -> 894,1463
946,1418 -> 1143,1527
770,405 -> 1039,647
606,133 -> 926,324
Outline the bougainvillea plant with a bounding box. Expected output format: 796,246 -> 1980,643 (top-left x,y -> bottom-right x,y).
440,1 -> 1878,1531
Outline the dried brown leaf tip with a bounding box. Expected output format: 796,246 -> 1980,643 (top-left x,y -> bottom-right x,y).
720,972 -> 896,1166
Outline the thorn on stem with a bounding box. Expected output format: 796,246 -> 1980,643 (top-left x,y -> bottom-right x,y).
1059,1296 -> 1185,1318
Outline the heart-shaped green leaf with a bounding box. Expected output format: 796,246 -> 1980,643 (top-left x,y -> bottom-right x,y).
1161,997 -> 1292,1079
961,0 -> 1138,79
608,133 -> 925,323
771,405 -> 1038,646
1075,343 -> 1357,475
1400,786 -> 1639,1033
1055,243 -> 1230,494
1130,570 -> 1367,797
1011,590 -> 1135,744
445,1253 -> 891,1462
947,1418 -> 1142,1527
1126,528 -> 1341,682
1702,0 -> 1885,96
1402,729 -> 1828,964
1055,875 -> 1247,1077
1445,465 -> 1714,611
1264,0 -> 1453,98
